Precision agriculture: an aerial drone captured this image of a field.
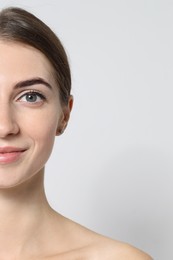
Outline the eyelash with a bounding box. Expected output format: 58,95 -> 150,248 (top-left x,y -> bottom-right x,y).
17,90 -> 46,103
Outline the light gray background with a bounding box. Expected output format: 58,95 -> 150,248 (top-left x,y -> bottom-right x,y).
0,1 -> 172,259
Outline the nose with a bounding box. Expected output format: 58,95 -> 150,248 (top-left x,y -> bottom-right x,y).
0,104 -> 19,138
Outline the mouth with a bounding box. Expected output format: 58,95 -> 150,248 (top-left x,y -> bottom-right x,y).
0,147 -> 27,164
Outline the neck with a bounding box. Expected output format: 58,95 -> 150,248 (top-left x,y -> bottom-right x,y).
0,170 -> 52,257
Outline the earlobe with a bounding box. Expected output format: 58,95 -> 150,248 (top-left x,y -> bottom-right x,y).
56,127 -> 64,136
56,95 -> 73,136
56,117 -> 66,136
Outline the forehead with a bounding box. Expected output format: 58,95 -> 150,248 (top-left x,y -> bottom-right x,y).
0,41 -> 55,85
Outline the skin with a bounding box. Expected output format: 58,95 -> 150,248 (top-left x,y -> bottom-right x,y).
0,41 -> 152,259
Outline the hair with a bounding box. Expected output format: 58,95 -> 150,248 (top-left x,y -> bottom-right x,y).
0,7 -> 71,105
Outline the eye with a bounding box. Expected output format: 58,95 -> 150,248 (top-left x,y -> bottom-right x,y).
17,91 -> 46,103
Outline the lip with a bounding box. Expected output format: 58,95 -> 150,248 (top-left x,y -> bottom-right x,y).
0,146 -> 27,164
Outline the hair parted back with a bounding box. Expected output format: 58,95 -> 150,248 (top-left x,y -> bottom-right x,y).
0,7 -> 71,105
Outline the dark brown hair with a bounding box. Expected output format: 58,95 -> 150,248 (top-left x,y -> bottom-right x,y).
0,7 -> 71,105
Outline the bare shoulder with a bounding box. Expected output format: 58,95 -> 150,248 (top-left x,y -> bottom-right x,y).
44,214 -> 153,260
93,237 -> 153,260
51,236 -> 153,260
45,239 -> 153,260
70,218 -> 152,259
63,218 -> 152,259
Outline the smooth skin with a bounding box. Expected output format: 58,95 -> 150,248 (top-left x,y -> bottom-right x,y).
0,41 -> 152,259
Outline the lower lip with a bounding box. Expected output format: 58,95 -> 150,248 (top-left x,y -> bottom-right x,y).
0,151 -> 25,164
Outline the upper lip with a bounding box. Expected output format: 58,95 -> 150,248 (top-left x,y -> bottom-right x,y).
0,147 -> 26,153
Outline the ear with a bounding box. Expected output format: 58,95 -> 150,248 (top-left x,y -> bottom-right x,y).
56,95 -> 73,136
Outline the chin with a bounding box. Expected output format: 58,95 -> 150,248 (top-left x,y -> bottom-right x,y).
0,169 -> 43,190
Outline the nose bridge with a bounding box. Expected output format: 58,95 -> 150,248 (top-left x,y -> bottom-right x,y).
0,100 -> 19,137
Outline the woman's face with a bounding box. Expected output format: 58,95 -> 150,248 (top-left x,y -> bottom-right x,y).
0,41 -> 71,188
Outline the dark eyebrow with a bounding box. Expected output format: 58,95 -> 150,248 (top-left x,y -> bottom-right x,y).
14,77 -> 52,89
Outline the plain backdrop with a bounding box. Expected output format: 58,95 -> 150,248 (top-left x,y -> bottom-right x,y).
0,1 -> 172,259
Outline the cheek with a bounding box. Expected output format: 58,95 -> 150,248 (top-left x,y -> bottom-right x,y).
25,115 -> 59,177
35,121 -> 57,150
20,109 -> 60,158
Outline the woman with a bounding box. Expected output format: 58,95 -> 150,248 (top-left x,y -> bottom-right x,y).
0,7 -> 152,259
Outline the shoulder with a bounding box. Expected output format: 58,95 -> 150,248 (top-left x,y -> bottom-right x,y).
63,221 -> 152,259
48,239 -> 153,260
88,236 -> 153,260
69,219 -> 152,259
48,214 -> 153,259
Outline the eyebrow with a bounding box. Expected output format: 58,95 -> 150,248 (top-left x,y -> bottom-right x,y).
14,77 -> 52,89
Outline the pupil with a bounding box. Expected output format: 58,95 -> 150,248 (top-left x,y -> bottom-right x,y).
27,93 -> 37,102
